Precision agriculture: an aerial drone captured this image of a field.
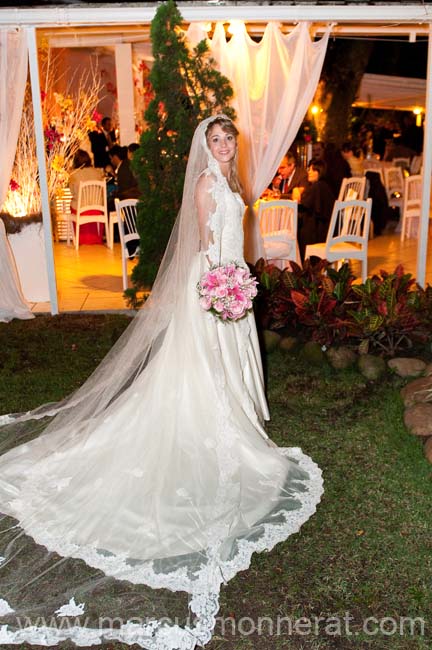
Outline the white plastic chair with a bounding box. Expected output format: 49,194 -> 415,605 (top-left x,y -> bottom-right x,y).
71,180 -> 110,250
363,163 -> 384,184
400,174 -> 422,241
410,155 -> 423,175
257,199 -> 300,270
393,157 -> 411,171
115,198 -> 139,290
304,198 -> 372,282
383,166 -> 404,212
338,176 -> 366,201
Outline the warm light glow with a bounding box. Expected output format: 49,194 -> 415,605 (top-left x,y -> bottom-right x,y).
413,107 -> 423,126
311,105 -> 319,115
227,21 -> 243,36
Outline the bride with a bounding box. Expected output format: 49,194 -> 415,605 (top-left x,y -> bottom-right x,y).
0,115 -> 323,649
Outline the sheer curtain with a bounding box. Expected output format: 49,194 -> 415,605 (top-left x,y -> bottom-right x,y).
187,21 -> 330,261
0,28 -> 28,208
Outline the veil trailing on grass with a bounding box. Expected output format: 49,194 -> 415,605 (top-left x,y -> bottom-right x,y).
0,115 -> 323,649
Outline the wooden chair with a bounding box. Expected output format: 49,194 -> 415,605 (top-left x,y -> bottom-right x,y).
71,180 -> 110,250
257,199 -> 300,270
305,198 -> 372,282
115,198 -> 139,290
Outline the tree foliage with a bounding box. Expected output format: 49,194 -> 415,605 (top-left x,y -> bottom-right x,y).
131,0 -> 235,290
320,39 -> 373,146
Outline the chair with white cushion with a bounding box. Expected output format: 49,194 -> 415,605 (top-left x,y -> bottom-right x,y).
258,199 -> 300,270
115,198 -> 139,290
305,198 -> 372,282
400,174 -> 422,241
71,180 -> 110,250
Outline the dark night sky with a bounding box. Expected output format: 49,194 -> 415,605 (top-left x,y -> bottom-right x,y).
366,38 -> 428,78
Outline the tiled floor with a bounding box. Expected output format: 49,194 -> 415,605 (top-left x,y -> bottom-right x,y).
30,225 -> 432,314
31,242 -> 138,314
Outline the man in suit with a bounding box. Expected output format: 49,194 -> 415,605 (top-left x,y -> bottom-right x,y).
108,145 -> 140,252
108,145 -> 140,206
89,117 -> 117,168
271,152 -> 309,198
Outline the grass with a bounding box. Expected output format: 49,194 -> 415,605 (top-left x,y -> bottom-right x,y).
0,315 -> 431,649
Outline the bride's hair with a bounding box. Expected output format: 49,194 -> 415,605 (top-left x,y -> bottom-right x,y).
205,116 -> 242,194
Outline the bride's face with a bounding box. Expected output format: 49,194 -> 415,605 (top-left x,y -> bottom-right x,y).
207,124 -> 237,166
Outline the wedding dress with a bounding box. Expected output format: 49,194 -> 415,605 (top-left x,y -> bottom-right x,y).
0,116 -> 323,649
0,220 -> 35,323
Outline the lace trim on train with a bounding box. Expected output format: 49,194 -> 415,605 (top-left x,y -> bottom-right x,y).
1,449 -> 323,649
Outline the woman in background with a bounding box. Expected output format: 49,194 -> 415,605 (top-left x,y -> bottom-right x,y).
297,157 -> 335,261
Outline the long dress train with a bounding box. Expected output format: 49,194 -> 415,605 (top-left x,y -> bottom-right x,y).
0,119 -> 323,649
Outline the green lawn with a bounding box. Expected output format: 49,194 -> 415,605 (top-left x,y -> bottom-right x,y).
1,314 -> 431,650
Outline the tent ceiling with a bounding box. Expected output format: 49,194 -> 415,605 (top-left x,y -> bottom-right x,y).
1,3 -> 432,33
354,73 -> 426,111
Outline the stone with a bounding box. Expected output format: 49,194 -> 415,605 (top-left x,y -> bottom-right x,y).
326,346 -> 357,370
263,330 -> 282,353
400,376 -> 432,408
424,437 -> 432,463
404,403 -> 432,437
388,357 -> 427,378
301,341 -> 326,365
279,336 -> 298,352
357,354 -> 386,380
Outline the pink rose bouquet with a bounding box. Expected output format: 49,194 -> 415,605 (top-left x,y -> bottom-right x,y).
197,263 -> 258,322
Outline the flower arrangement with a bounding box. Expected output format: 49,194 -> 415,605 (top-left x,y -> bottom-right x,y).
2,51 -> 104,218
197,263 -> 258,322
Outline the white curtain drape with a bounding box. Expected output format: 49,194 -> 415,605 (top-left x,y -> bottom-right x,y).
0,28 -> 28,208
187,21 -> 330,261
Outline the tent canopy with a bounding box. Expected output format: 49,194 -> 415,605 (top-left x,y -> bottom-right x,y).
355,73 -> 426,111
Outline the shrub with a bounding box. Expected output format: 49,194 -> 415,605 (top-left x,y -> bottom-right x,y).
131,0 -> 235,291
251,260 -> 432,356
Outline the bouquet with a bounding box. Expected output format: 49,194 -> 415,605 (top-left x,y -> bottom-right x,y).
197,262 -> 258,322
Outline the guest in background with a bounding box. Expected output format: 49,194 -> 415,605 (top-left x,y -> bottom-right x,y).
322,142 -> 351,197
297,158 -> 336,261
89,117 -> 117,168
341,142 -> 364,177
265,151 -> 309,199
108,145 -> 140,212
68,149 -> 105,245
127,142 -> 140,161
365,171 -> 392,236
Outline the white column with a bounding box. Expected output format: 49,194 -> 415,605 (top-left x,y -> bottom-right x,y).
26,26 -> 59,314
114,43 -> 136,146
416,25 -> 432,287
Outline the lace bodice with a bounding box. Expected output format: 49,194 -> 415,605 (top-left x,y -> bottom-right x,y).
203,171 -> 246,265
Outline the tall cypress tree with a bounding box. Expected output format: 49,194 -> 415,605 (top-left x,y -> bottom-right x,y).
320,39 -> 373,146
130,1 -> 235,293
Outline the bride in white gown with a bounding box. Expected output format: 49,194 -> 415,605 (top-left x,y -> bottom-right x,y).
0,115 -> 323,649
